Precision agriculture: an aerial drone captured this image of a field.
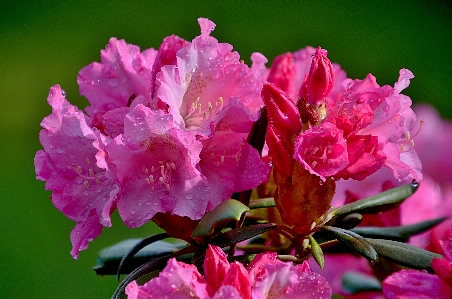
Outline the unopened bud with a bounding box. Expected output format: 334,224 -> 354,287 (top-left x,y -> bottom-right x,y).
262,82 -> 302,135
266,125 -> 293,179
299,47 -> 334,106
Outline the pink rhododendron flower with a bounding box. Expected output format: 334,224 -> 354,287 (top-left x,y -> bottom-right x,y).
125,245 -> 332,299
267,47 -> 420,183
35,18 -> 270,257
106,104 -> 209,227
34,85 -> 118,258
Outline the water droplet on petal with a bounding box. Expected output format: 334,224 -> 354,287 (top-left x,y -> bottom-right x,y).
108,78 -> 118,87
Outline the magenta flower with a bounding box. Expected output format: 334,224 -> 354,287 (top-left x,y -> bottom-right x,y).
325,69 -> 422,181
35,18 -> 270,256
106,104 -> 209,227
34,85 -> 118,258
125,245 -> 332,299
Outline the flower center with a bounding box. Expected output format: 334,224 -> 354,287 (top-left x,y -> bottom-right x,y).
141,160 -> 176,192
183,96 -> 224,129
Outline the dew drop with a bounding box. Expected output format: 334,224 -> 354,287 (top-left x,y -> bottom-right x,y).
56,147 -> 64,154
186,194 -> 193,200
108,78 -> 118,87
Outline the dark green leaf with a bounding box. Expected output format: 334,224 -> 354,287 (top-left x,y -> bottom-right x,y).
366,238 -> 442,270
309,235 -> 324,269
248,197 -> 276,209
342,271 -> 381,294
94,238 -> 186,276
209,223 -> 277,248
322,226 -> 378,264
116,233 -> 168,281
336,213 -> 363,229
192,199 -> 250,243
351,217 -> 447,242
329,182 -> 418,218
332,295 -> 347,299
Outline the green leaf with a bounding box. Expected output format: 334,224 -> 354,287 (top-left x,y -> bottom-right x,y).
209,223 -> 277,248
248,197 -> 276,209
322,226 -> 378,264
192,199 -> 250,243
351,217 -> 447,242
342,271 -> 381,294
116,233 -> 168,281
309,235 -> 324,269
366,238 -> 442,270
93,238 -> 186,276
329,182 -> 418,218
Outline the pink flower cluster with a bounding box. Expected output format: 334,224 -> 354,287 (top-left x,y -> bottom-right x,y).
265,47 -> 422,182
125,245 -> 332,299
34,18 -> 270,258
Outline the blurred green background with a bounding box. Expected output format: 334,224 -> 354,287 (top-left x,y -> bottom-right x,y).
1,1 -> 451,298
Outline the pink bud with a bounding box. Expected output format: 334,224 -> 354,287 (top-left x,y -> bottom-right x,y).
262,82 -> 302,136
266,125 -> 293,179
223,262 -> 252,299
267,52 -> 296,95
299,47 -> 334,106
204,245 -> 230,295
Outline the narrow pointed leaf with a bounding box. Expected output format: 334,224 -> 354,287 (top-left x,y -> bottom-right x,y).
342,271 -> 381,294
248,197 -> 276,209
116,233 -> 168,281
329,182 -> 418,218
309,235 -> 325,269
192,199 -> 250,243
94,237 -> 186,276
351,217 -> 447,242
365,238 -> 442,270
322,226 -> 378,264
111,244 -> 199,299
209,223 -> 277,248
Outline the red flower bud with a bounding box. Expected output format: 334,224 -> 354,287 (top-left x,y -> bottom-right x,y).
266,125 -> 293,179
299,47 -> 334,106
262,82 -> 302,136
223,262 -> 252,299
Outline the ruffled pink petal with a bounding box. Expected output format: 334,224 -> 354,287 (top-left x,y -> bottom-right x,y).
125,258 -> 209,299
251,260 -> 332,299
107,104 -> 210,225
156,18 -> 267,132
199,100 -> 270,209
383,270 -> 442,299
211,285 -> 243,299
70,210 -> 104,258
149,35 -> 190,102
78,38 -> 157,117
35,85 -> 118,258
